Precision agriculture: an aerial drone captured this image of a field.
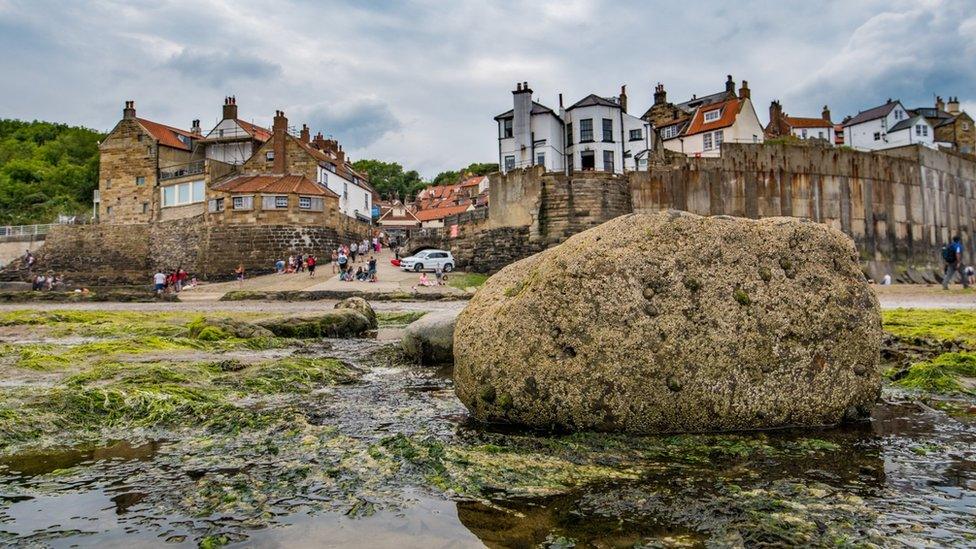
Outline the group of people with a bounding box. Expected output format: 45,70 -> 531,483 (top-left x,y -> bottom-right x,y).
275,254 -> 318,277
334,243 -> 378,282
152,268 -> 194,295
412,263 -> 449,291
31,272 -> 62,291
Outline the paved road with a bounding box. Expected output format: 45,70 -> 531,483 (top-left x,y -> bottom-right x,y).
873,285 -> 976,309
180,249 -> 466,302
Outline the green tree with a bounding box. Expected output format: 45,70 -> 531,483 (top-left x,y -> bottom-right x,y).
0,119 -> 103,224
351,159 -> 426,201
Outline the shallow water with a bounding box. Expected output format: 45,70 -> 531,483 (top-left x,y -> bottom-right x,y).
0,335 -> 974,547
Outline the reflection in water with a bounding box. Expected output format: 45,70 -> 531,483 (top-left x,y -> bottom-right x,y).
0,440 -> 162,478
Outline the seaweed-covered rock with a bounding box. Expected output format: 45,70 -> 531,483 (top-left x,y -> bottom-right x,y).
401,310 -> 458,364
334,297 -> 377,329
187,317 -> 274,340
454,211 -> 883,433
258,309 -> 371,338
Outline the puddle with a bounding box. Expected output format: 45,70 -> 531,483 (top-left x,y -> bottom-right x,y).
0,440 -> 163,478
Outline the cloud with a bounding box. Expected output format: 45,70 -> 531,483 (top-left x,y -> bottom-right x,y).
301,98 -> 402,150
164,48 -> 282,87
0,0 -> 974,177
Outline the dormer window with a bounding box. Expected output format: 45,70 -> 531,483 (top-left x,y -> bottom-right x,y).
703,109 -> 721,123
266,151 -> 275,162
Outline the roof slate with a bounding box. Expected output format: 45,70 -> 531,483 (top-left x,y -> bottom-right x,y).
843,101 -> 898,127
566,94 -> 620,111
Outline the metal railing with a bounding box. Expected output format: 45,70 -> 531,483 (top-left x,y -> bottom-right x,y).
160,160 -> 205,181
0,223 -> 55,237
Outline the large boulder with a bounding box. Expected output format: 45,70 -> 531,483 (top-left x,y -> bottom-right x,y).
334,297 -> 377,329
401,310 -> 458,364
454,211 -> 882,434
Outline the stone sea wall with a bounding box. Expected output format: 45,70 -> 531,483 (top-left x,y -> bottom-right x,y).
8,216 -> 369,284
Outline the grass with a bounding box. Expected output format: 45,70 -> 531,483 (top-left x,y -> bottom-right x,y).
882,308 -> 976,345
446,272 -> 489,291
887,352 -> 976,394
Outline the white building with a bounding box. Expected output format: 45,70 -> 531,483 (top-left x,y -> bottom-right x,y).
200,97 -> 271,165
661,96 -> 764,157
495,82 -> 650,174
842,100 -> 935,151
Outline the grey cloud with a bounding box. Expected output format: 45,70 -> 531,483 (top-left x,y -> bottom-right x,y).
164,49 -> 282,88
302,98 -> 402,149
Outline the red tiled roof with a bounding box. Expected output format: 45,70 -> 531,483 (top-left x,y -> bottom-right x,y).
683,99 -> 742,136
378,207 -> 421,225
136,118 -> 197,151
212,174 -> 338,197
414,204 -> 472,222
784,116 -> 833,129
460,175 -> 486,187
235,119 -> 272,142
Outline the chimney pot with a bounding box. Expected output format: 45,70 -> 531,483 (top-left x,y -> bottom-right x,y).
272,110 -> 287,174
222,97 -> 238,120
123,100 -> 136,119
737,80 -> 750,99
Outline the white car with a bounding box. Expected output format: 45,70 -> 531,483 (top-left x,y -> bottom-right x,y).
400,249 -> 455,272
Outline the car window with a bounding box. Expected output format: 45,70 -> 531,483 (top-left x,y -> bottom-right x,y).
416,251 -> 428,258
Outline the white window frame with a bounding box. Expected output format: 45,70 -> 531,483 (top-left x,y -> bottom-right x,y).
703,132 -> 713,150
208,198 -> 225,212
629,129 -> 642,141
262,195 -> 288,210
232,195 -> 253,210
299,196 -> 324,211
703,109 -> 721,123
536,152 -> 545,166
661,125 -> 678,139
504,155 -> 515,171
161,180 -> 205,208
713,130 -> 723,148
266,150 -> 275,161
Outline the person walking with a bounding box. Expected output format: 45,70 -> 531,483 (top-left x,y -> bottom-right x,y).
349,243 -> 358,264
367,256 -> 377,282
942,235 -> 969,289
307,255 -> 317,277
331,250 -> 339,274
337,251 -> 348,277
153,270 -> 166,295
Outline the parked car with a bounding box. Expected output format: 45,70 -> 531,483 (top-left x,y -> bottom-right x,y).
399,249 -> 454,272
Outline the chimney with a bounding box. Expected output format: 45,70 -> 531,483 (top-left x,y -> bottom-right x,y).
512,81 -> 533,168
947,96 -> 960,115
936,96 -> 944,111
619,85 -> 628,113
725,74 -> 735,95
191,119 -> 201,136
272,110 -> 287,174
122,100 -> 136,120
313,131 -> 325,149
822,105 -> 831,122
222,96 -> 238,120
654,83 -> 667,106
738,80 -> 750,100
769,100 -> 782,126
300,124 -> 310,144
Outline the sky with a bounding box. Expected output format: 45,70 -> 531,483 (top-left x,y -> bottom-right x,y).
1,0 -> 974,178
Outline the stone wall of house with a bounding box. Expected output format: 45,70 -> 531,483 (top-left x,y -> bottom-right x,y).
98,119 -> 160,225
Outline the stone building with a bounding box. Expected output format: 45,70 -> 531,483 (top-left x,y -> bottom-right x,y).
914,96 -> 975,155
96,101 -> 203,224
764,101 -> 835,143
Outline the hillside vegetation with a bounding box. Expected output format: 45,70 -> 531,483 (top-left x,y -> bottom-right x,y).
0,119 -> 104,225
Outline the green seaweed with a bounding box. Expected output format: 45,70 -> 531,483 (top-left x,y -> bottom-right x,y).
888,352 -> 976,394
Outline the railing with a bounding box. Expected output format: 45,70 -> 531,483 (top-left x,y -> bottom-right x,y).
160,160 -> 205,181
0,223 -> 55,237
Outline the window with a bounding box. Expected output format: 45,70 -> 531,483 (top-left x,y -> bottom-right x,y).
923,125 -> 928,137
661,125 -> 678,139
536,152 -> 545,166
602,118 -> 613,142
629,129 -> 642,141
566,123 -> 573,145
580,150 -> 595,170
874,132 -> 881,141
106,205 -> 112,216
141,202 -> 149,214
299,196 -> 324,211
105,179 -> 112,189
137,134 -> 143,142
218,129 -> 224,137
318,167 -> 329,184
233,195 -> 253,210
801,129 -> 808,138
266,150 -> 275,162
325,163 -> 336,173
703,109 -> 721,123
894,110 -> 903,120
963,122 -> 970,131
752,134 -> 759,143
713,130 -> 723,148
502,118 -> 513,138
161,180 -> 205,207
579,119 -> 593,142
208,198 -> 225,212
262,195 -> 288,209
603,150 -> 614,172
343,182 -> 348,197
703,132 -> 713,150
818,131 -> 825,139
504,155 -> 515,171
135,176 -> 145,186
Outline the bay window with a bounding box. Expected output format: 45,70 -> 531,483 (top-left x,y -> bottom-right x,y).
161,180 -> 205,207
